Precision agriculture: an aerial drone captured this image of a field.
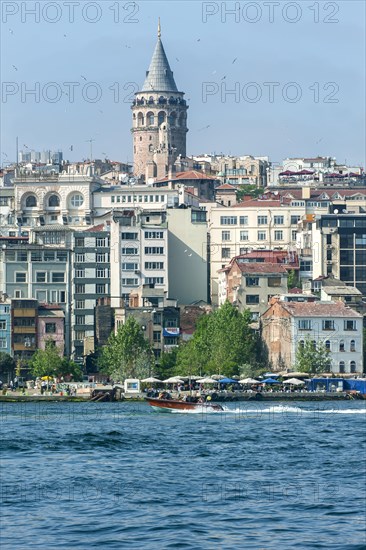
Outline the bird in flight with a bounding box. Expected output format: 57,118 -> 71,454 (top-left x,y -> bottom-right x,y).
81,75 -> 87,81
232,58 -> 237,64
9,29 -> 14,34
12,65 -> 18,71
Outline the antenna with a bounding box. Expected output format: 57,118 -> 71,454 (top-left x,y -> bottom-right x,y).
85,138 -> 95,161
158,17 -> 161,38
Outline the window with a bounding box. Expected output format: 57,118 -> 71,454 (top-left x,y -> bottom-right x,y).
59,291 -> 66,303
75,331 -> 85,340
97,253 -> 108,263
76,315 -> 85,325
145,262 -> 164,270
96,284 -> 106,294
122,263 -> 138,271
239,216 -> 248,225
75,237 -> 84,247
52,273 -> 65,283
145,247 -> 164,255
300,260 -> 312,271
350,361 -> 356,373
220,216 -> 237,225
122,247 -> 138,255
191,211 -> 206,223
257,231 -> 266,241
0,320 -> 6,330
121,232 -> 138,240
75,268 -> 85,278
268,277 -> 282,287
145,231 -> 163,239
96,268 -> 108,278
291,230 -> 297,241
15,273 -> 26,283
36,272 -> 46,283
75,284 -> 85,294
350,340 -> 356,352
344,320 -> 356,331
339,340 -> 345,352
96,237 -> 108,247
274,230 -> 283,241
31,251 -> 42,261
44,251 -> 56,261
25,195 -> 37,207
0,338 -> 7,348
122,278 -> 138,285
48,195 -> 60,207
298,320 -> 312,330
17,251 -> 27,262
257,216 -> 268,225
222,231 -> 231,241
339,361 -> 345,373
145,277 -> 164,285
70,194 -> 84,208
153,331 -> 161,342
325,340 -> 331,351
56,251 -> 67,262
45,323 -> 56,334
76,253 -> 85,262
14,290 -> 22,298
240,230 -> 248,241
221,247 -> 231,259
322,320 -> 335,330
75,300 -> 85,309
246,295 -> 259,304
246,277 -> 259,287
291,215 -> 300,225
274,216 -> 284,225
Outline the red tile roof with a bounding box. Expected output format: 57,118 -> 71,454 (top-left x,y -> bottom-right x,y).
234,199 -> 283,208
279,301 -> 361,318
216,183 -> 236,190
157,170 -> 219,183
236,262 -> 288,275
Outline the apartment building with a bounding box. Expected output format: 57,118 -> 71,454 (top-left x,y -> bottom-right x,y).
209,200 -> 304,304
0,294 -> 11,355
110,210 -> 168,308
312,213 -> 366,296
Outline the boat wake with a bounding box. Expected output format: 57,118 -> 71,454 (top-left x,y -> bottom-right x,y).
220,404 -> 366,415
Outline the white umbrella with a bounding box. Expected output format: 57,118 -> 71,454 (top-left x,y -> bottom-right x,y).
283,378 -> 305,385
196,378 -> 217,384
163,377 -> 184,384
211,375 -> 225,380
282,372 -> 307,378
141,377 -> 161,383
239,378 -> 259,384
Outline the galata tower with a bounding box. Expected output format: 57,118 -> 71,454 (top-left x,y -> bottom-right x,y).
131,20 -> 188,181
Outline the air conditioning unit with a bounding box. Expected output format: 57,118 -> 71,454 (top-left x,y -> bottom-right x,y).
326,244 -> 333,249
326,260 -> 333,264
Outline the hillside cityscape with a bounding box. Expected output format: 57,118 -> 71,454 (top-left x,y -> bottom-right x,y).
1,24 -> 365,383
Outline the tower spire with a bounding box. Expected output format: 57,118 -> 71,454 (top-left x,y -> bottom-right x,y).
158,17 -> 161,38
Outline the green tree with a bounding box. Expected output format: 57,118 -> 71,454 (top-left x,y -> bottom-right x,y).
29,340 -> 63,378
99,317 -> 153,381
0,353 -> 16,382
295,337 -> 331,374
155,348 -> 178,379
174,302 -> 256,376
287,269 -> 298,290
57,358 -> 83,381
236,185 -> 265,203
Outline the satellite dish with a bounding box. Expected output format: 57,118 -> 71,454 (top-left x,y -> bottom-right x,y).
333,209 -> 338,214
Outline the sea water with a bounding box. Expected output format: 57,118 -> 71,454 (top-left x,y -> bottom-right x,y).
1,401 -> 365,549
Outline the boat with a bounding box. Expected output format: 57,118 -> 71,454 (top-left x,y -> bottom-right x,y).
145,396 -> 224,412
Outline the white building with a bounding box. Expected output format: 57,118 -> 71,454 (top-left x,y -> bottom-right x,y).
262,300 -> 363,373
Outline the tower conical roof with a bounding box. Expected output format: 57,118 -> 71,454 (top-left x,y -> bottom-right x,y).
141,25 -> 178,93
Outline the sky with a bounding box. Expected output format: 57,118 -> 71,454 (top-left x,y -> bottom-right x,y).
1,0 -> 365,167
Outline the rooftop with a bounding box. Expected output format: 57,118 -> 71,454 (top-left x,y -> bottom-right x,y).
236,262 -> 288,275
279,301 -> 361,318
141,23 -> 178,93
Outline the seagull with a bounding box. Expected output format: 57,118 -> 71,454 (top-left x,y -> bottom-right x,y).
221,76 -> 226,80
12,65 -> 18,71
316,138 -> 323,144
232,58 -> 237,64
63,34 -> 67,37
176,58 -> 179,62
81,75 -> 87,81
188,253 -> 192,257
197,38 -> 201,42
9,29 -> 14,34
198,125 -> 211,131
184,249 -> 188,252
